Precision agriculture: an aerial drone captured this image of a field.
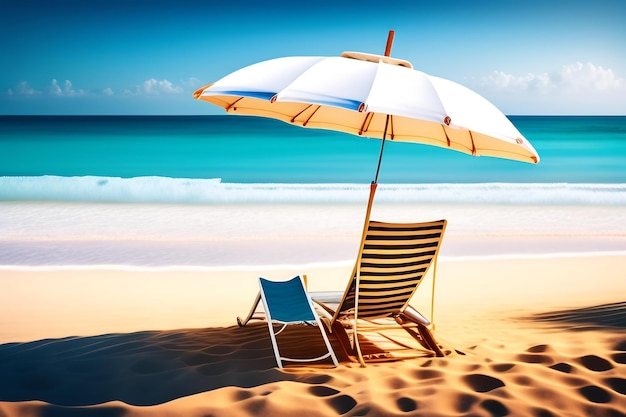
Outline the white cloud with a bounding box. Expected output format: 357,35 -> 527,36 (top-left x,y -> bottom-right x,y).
560,62 -> 622,91
142,78 -> 183,94
480,62 -> 624,94
49,79 -> 86,96
473,62 -> 626,114
7,77 -> 196,99
8,81 -> 40,95
181,77 -> 203,88
482,71 -> 550,93
6,80 -> 81,96
49,79 -> 62,95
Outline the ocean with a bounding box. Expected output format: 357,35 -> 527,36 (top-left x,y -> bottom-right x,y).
1,115 -> 625,268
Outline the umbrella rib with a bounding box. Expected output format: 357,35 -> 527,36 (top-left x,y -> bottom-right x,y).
469,131 -> 477,156
359,113 -> 374,136
442,125 -> 451,147
302,105 -> 321,127
290,104 -> 314,123
226,97 -> 244,112
389,115 -> 395,140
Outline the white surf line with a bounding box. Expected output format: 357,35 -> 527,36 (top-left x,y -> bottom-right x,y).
0,260 -> 354,273
1,251 -> 626,272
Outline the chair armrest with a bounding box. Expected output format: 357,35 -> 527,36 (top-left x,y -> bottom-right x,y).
309,291 -> 343,304
398,305 -> 431,326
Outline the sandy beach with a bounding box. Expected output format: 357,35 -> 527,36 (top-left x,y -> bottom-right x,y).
1,254 -> 625,417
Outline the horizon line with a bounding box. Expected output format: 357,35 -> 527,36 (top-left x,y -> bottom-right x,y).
1,114 -> 625,118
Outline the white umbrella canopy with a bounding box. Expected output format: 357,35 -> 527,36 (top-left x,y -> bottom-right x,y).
193,37 -> 539,182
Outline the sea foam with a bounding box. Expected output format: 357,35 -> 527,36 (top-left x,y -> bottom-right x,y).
1,175 -> 626,206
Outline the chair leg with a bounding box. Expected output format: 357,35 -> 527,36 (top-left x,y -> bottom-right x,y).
396,312 -> 445,357
353,322 -> 366,367
317,321 -> 339,366
237,292 -> 261,327
416,323 -> 445,357
266,321 -> 284,368
324,320 -> 354,363
395,306 -> 446,357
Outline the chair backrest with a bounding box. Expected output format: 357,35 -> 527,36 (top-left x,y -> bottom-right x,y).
260,276 -> 316,323
333,219 -> 447,322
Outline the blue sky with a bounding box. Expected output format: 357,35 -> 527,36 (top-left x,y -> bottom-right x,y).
1,0 -> 625,115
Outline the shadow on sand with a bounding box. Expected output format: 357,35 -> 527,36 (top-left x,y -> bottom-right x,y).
0,323 -> 338,407
526,301 -> 626,331
3,302 -> 625,413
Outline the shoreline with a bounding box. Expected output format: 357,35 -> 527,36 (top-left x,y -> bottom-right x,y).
2,254 -> 626,345
2,248 -> 626,272
3,200 -> 626,268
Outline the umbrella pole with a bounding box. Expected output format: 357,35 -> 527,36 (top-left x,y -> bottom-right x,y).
373,114 -> 390,185
353,115 -> 390,356
373,138 -> 386,185
384,30 -> 395,56
363,113 -> 390,225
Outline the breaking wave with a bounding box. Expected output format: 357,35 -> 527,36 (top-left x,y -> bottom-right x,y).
1,175 -> 626,205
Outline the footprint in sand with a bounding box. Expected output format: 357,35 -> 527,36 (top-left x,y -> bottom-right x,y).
576,355 -> 614,372
526,344 -> 552,353
549,362 -> 573,373
234,389 -> 254,401
610,352 -> 626,364
604,377 -> 626,395
326,394 -> 358,415
481,399 -> 510,416
531,407 -> 558,417
578,385 -> 612,403
308,386 -> 357,415
308,385 -> 340,397
396,397 -> 418,412
462,374 -> 505,393
513,344 -> 555,365
490,363 -> 516,373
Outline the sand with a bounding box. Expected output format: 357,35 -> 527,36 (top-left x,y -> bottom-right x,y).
1,255 -> 625,416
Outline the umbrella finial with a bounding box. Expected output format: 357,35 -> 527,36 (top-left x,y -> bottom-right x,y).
384,30 -> 395,57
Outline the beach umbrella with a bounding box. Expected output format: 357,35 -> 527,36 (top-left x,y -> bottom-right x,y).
193,30 -> 539,215
193,32 -> 540,344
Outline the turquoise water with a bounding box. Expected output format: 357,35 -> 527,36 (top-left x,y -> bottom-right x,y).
1,115 -> 625,205
1,115 -> 625,185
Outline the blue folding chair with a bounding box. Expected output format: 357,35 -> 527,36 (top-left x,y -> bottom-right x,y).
239,275 -> 338,368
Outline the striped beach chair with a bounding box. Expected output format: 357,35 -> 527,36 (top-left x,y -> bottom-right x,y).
313,219 -> 447,366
